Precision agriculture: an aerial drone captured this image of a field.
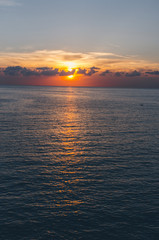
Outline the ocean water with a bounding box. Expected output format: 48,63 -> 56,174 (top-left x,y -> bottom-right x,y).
0,86 -> 159,240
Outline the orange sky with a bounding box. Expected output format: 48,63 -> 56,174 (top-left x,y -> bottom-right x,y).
0,50 -> 159,88
0,50 -> 159,71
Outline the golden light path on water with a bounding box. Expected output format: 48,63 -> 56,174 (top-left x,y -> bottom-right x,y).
40,89 -> 88,209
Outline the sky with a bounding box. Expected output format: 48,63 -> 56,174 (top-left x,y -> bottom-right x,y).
0,0 -> 159,87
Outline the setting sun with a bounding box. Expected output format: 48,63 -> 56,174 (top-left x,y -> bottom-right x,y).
65,61 -> 76,71
67,75 -> 74,79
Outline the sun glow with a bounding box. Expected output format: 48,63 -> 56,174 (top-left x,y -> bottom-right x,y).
62,61 -> 77,79
65,61 -> 76,71
67,75 -> 74,79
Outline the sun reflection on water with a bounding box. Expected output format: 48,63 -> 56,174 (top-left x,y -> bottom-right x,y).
41,89 -> 87,209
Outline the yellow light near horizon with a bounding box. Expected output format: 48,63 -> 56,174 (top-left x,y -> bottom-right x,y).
67,75 -> 74,79
65,61 -> 76,71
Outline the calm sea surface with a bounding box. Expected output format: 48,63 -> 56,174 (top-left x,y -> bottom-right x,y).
0,86 -> 159,240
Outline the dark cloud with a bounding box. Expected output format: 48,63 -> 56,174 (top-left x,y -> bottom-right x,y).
59,69 -> 75,76
76,68 -> 87,75
100,70 -> 111,76
3,66 -> 39,76
115,72 -> 122,77
146,71 -> 159,75
77,67 -> 99,76
4,66 -> 23,75
36,67 -> 52,71
2,66 -> 100,78
1,65 -> 159,88
3,66 -> 150,84
86,67 -> 100,76
21,68 -> 39,76
36,67 -> 59,76
2,66 -> 60,77
41,68 -> 59,76
91,67 -> 100,70
125,70 -> 141,77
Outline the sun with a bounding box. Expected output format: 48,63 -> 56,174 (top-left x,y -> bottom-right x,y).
67,75 -> 74,79
65,61 -> 76,71
63,61 -> 77,79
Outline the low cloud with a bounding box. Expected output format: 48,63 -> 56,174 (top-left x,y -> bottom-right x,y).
59,69 -> 75,76
100,70 -> 111,76
1,65 -> 159,88
2,66 -> 59,77
21,68 -> 39,76
4,66 -> 40,76
41,68 -> 59,76
36,67 -> 52,71
4,66 -> 23,75
146,71 -> 159,75
115,72 -> 122,77
76,68 -> 87,75
76,67 -> 99,76
1,66 -> 155,79
100,70 -> 142,78
86,67 -> 100,76
36,67 -> 59,76
125,70 -> 141,77
1,65 -> 100,78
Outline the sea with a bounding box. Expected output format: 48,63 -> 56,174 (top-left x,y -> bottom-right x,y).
0,86 -> 159,240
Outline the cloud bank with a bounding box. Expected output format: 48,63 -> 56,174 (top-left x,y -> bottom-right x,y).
0,49 -> 159,88
0,65 -> 159,88
1,66 -> 100,77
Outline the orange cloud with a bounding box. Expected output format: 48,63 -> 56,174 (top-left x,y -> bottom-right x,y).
0,49 -> 159,72
0,49 -> 159,88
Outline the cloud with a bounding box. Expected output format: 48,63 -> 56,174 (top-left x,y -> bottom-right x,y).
0,49 -> 159,72
1,66 -> 147,80
59,69 -> 75,76
36,67 -> 52,71
3,66 -> 40,77
125,70 -> 141,77
36,67 -> 59,76
146,71 -> 159,75
4,66 -> 23,75
3,66 -> 59,77
1,65 -> 159,89
115,72 -> 122,77
1,65 -> 101,78
88,52 -> 126,59
76,68 -> 87,75
0,0 -> 20,6
100,70 -> 111,76
62,54 -> 84,61
41,68 -> 59,76
86,67 -> 100,76
21,68 -> 39,76
100,70 -> 142,77
76,67 -> 99,76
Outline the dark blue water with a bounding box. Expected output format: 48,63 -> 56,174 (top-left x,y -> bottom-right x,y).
0,86 -> 159,240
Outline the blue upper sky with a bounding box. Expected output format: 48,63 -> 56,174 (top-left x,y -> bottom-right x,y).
0,0 -> 159,62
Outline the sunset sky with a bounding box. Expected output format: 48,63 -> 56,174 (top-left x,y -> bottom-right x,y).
0,0 -> 159,87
